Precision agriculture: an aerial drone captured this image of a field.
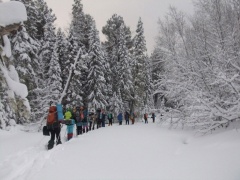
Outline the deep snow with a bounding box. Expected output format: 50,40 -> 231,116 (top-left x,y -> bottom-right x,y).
0,119 -> 240,180
0,1 -> 27,27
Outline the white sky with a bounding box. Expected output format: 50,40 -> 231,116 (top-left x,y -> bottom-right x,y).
3,0 -> 194,54
44,0 -> 194,54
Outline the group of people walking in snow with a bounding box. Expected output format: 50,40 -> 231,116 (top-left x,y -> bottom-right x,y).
44,103 -> 157,150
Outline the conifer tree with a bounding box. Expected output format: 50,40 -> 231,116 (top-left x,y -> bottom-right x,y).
132,18 -> 148,111
102,14 -> 133,111
62,0 -> 86,106
56,28 -> 69,90
85,16 -> 107,109
11,26 -> 39,92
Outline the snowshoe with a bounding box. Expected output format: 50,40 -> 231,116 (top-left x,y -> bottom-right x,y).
47,140 -> 54,150
56,140 -> 62,145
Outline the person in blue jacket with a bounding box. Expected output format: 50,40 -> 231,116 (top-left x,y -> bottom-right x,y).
117,112 -> 123,125
64,108 -> 74,141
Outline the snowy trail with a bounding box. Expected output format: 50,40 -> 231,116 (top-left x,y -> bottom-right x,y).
0,123 -> 240,180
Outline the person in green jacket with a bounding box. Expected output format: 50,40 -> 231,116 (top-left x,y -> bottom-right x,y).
64,108 -> 74,140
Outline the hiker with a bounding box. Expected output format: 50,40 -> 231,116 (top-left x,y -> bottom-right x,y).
151,112 -> 156,123
96,108 -> 102,129
75,106 -> 84,135
46,103 -> 63,150
101,109 -> 106,127
107,112 -> 113,126
88,111 -> 95,130
144,113 -> 148,124
82,106 -> 88,133
130,111 -> 135,125
125,111 -> 130,125
117,112 -> 123,125
64,107 -> 74,141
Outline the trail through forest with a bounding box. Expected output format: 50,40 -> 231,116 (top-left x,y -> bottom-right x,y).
0,122 -> 240,180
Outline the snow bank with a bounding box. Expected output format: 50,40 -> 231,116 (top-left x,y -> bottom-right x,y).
0,65 -> 28,98
0,35 -> 11,57
0,1 -> 27,27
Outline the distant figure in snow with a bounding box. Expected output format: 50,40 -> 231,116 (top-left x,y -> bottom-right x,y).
130,111 -> 136,125
96,108 -> 102,129
125,111 -> 130,125
82,106 -> 88,133
88,110 -> 95,131
144,113 -> 148,124
117,112 -> 123,125
101,109 -> 106,127
107,112 -> 113,126
151,113 -> 156,123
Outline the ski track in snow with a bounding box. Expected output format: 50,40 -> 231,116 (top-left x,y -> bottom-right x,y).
0,141 -> 54,180
0,122 -> 240,180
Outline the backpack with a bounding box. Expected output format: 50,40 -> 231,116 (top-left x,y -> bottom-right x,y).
47,106 -> 57,125
75,107 -> 84,122
144,113 -> 148,119
108,113 -> 112,119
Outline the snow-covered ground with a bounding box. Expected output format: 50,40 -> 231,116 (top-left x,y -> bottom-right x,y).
0,119 -> 240,180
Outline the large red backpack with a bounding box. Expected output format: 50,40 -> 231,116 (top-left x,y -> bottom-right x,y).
47,106 -> 57,125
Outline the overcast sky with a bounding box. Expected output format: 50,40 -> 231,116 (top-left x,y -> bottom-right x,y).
4,0 -> 194,54
44,0 -> 195,54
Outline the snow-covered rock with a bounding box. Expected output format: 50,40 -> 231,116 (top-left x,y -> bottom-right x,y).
0,1 -> 30,129
0,1 -> 27,27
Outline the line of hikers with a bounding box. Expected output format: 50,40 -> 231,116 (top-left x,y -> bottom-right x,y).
43,102 -> 156,150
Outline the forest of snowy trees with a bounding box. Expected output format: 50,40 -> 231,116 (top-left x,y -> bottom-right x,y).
0,0 -> 151,129
1,0 -> 240,132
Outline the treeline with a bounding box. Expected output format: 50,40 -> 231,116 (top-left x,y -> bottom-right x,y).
151,0 -> 240,132
5,0 -> 152,126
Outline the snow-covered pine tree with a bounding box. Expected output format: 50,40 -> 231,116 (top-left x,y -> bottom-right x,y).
56,28 -> 69,90
85,15 -> 107,109
132,17 -> 148,112
71,0 -> 85,48
46,43 -> 63,103
102,14 -> 133,112
144,56 -> 154,111
30,0 -> 58,121
61,0 -> 86,106
11,26 -> 39,94
150,48 -> 165,109
117,23 -> 133,106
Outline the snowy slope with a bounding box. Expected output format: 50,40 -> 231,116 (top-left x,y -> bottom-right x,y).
0,121 -> 240,180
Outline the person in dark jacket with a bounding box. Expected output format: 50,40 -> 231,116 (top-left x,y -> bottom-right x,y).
82,107 -> 89,133
74,106 -> 84,135
144,113 -> 148,124
130,111 -> 135,125
117,112 -> 123,125
88,111 -> 95,131
125,111 -> 130,125
96,108 -> 102,129
47,103 -> 62,150
107,112 -> 113,126
101,109 -> 106,127
151,112 -> 156,123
